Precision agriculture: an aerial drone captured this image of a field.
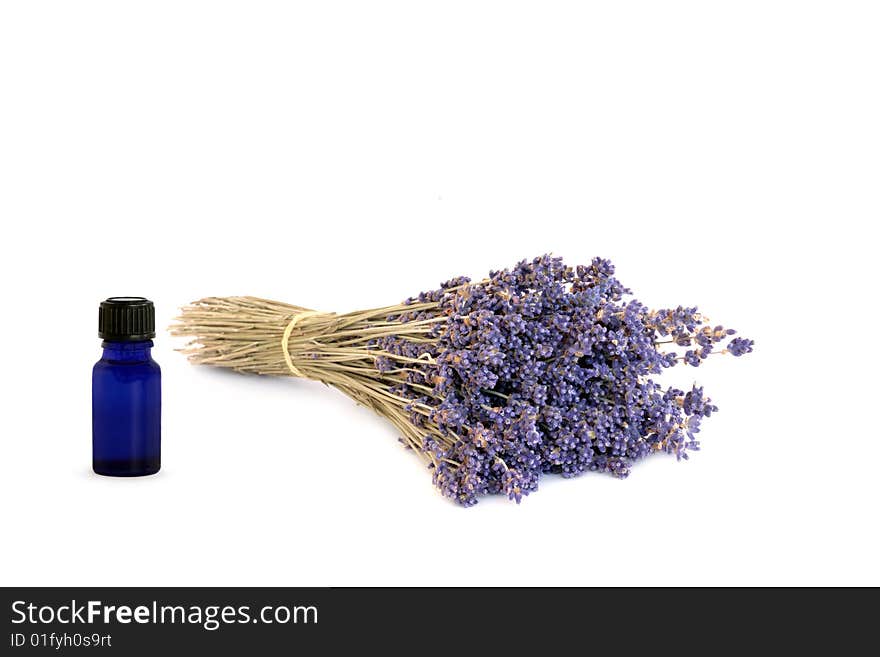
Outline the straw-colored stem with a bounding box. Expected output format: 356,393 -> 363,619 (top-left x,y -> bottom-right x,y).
170,296 -> 459,465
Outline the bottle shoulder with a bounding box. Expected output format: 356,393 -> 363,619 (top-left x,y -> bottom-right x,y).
93,356 -> 161,374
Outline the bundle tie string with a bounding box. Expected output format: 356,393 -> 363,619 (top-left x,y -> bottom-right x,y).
281,310 -> 323,377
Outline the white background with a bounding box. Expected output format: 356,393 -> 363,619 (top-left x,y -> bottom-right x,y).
1,2 -> 877,586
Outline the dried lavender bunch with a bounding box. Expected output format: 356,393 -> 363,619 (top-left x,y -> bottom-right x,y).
172,255 -> 752,506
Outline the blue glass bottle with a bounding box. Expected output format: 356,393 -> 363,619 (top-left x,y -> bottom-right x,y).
92,298 -> 161,476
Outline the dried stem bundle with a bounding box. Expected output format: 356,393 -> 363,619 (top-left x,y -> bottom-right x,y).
170,296 -> 449,456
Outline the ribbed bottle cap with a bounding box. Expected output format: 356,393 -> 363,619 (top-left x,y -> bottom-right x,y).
99,297 -> 156,341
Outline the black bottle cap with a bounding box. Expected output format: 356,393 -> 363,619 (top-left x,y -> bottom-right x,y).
99,297 -> 156,342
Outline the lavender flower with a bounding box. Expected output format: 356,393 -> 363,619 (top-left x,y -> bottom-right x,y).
727,337 -> 754,356
379,255 -> 753,505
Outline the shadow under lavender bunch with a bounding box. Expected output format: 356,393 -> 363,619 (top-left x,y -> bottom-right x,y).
172,255 -> 753,506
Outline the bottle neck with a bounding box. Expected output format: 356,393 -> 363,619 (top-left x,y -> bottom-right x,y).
101,340 -> 154,362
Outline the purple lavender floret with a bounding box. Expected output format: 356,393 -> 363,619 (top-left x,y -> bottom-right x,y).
381,255 -> 752,506
727,337 -> 754,356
